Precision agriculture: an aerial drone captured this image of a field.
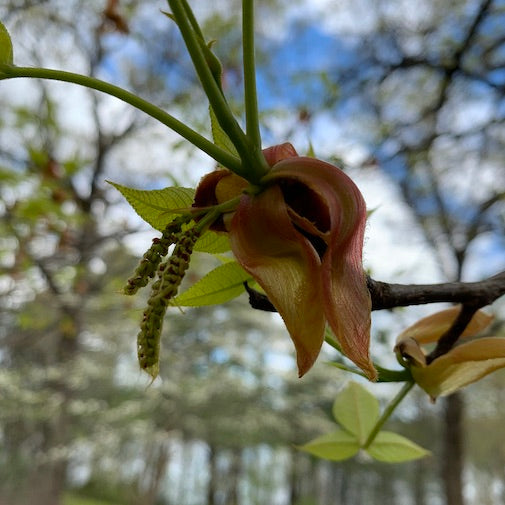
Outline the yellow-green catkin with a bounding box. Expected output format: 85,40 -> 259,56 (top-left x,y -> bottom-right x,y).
137,227 -> 200,379
124,216 -> 191,295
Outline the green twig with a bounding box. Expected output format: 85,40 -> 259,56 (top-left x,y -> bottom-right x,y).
326,361 -> 367,378
0,65 -> 241,172
363,381 -> 415,449
325,333 -> 412,383
375,365 -> 412,383
327,361 -> 412,383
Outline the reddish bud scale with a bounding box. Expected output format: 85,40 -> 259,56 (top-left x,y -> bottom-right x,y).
195,142 -> 375,378
137,228 -> 200,378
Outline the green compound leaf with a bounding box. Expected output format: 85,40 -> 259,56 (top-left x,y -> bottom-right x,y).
193,230 -> 231,254
365,431 -> 430,463
298,430 -> 360,461
0,21 -> 13,66
332,382 -> 380,445
172,261 -> 252,307
109,181 -> 194,231
210,106 -> 238,161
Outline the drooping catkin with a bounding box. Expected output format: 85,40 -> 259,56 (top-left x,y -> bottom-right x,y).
123,216 -> 191,295
137,227 -> 200,379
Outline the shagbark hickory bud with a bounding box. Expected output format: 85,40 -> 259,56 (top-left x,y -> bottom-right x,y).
194,143 -> 374,379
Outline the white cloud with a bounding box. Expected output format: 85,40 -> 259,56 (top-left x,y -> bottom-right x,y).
358,169 -> 442,283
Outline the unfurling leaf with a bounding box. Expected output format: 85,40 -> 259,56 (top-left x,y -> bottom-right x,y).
332,382 -> 379,444
172,261 -> 252,307
298,430 -> 360,461
395,307 -> 501,399
108,181 -> 194,230
396,306 -> 493,346
0,21 -> 14,66
411,338 -> 505,399
365,431 -> 430,463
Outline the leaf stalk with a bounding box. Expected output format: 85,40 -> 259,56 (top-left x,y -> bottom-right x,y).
363,381 -> 415,449
0,65 -> 242,171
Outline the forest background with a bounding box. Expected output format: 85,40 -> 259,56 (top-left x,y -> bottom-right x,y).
0,1 -> 504,505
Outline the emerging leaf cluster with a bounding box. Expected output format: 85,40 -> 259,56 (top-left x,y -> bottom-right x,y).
299,382 -> 429,463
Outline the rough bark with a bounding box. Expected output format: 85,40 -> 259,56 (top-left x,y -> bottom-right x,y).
247,270 -> 505,315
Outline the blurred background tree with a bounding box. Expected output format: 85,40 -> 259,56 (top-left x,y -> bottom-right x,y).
0,1 -> 504,505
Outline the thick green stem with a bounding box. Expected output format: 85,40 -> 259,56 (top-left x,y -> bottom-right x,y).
242,0 -> 270,181
363,381 -> 415,449
242,0 -> 261,151
179,0 -> 206,39
0,65 -> 242,172
168,0 -> 253,172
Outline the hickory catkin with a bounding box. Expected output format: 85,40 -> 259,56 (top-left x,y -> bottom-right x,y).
137,227 -> 200,378
123,216 -> 191,295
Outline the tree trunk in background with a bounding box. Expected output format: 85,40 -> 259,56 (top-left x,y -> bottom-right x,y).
442,393 -> 465,505
227,449 -> 242,505
413,460 -> 427,505
288,449 -> 301,505
139,442 -> 170,505
22,389 -> 71,505
23,321 -> 80,505
207,445 -> 217,505
339,470 -> 351,505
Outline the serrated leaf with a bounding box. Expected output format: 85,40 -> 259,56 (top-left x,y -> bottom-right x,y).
298,430 -> 360,461
172,261 -> 252,307
193,230 -> 231,254
366,431 -> 430,463
332,382 -> 380,444
0,21 -> 14,65
109,181 -> 194,231
209,106 -> 238,161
